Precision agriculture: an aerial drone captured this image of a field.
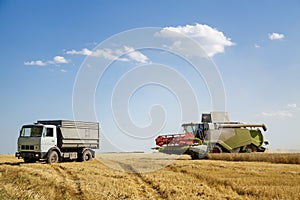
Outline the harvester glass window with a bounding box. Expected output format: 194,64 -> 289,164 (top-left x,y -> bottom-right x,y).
184,125 -> 194,134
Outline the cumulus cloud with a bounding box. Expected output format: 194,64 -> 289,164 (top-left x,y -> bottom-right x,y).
66,48 -> 92,56
260,111 -> 292,118
254,44 -> 260,48
90,49 -> 130,62
53,56 -> 69,64
156,23 -> 235,57
269,32 -> 285,40
66,46 -> 149,63
124,46 -> 149,63
24,56 -> 69,66
24,60 -> 47,66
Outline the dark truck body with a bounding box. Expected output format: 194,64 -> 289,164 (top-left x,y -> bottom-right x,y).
16,120 -> 100,163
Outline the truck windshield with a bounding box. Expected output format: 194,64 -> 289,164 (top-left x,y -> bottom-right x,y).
20,126 -> 43,137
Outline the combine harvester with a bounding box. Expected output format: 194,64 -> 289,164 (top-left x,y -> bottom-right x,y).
153,112 -> 268,159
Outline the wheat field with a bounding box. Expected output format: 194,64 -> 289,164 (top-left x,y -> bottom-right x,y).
0,153 -> 299,200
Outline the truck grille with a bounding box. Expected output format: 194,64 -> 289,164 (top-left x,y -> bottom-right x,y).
21,145 -> 34,150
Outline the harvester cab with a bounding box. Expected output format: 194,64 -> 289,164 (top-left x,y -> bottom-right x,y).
182,123 -> 205,141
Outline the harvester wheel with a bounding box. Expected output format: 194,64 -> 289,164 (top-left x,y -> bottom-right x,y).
230,147 -> 241,153
212,145 -> 222,153
190,153 -> 199,160
245,145 -> 258,153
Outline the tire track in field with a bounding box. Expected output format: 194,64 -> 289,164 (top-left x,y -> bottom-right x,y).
51,165 -> 84,200
116,161 -> 165,199
164,164 -> 243,198
59,166 -> 84,198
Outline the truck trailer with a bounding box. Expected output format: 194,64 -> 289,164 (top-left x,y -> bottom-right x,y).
16,120 -> 99,163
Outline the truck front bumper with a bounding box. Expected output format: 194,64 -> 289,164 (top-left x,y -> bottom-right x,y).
15,152 -> 47,160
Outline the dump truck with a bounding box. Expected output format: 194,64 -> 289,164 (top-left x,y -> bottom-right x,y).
153,112 -> 268,159
16,120 -> 99,163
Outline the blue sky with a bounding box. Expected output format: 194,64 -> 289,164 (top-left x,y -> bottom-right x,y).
0,1 -> 300,153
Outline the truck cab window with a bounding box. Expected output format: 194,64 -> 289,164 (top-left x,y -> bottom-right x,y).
46,128 -> 53,137
20,126 -> 43,137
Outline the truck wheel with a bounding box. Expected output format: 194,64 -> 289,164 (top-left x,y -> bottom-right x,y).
47,151 -> 59,164
82,150 -> 92,161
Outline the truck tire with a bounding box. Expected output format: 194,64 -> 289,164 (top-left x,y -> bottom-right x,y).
47,151 -> 59,164
82,150 -> 92,161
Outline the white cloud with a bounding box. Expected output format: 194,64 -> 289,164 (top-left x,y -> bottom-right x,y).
24,60 -> 47,66
60,69 -> 67,73
254,44 -> 260,48
24,55 -> 69,66
124,46 -> 149,63
53,56 -> 69,64
288,103 -> 297,109
66,48 -> 92,56
156,23 -> 235,57
287,103 -> 300,111
260,103 -> 300,118
66,46 -> 149,63
90,49 -> 130,62
269,32 -> 285,40
260,111 -> 293,118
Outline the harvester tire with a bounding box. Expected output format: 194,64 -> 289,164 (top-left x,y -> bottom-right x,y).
245,145 -> 258,153
191,153 -> 199,160
230,147 -> 241,153
212,145 -> 222,153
